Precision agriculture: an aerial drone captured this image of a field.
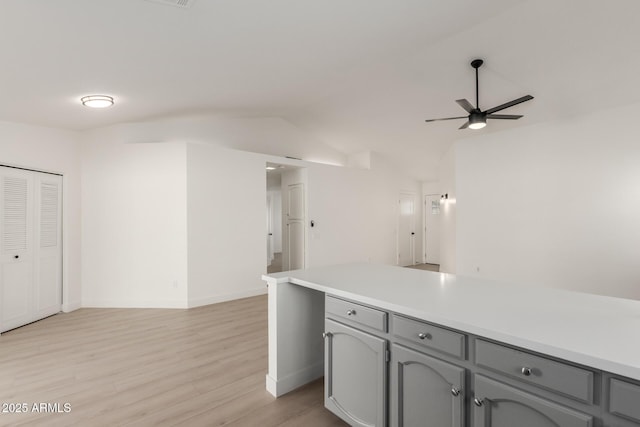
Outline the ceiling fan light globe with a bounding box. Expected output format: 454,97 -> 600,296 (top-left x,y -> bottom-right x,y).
469,122 -> 486,130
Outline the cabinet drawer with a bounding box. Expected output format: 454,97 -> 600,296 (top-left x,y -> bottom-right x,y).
610,378 -> 640,423
392,314 -> 465,359
326,295 -> 388,333
474,375 -> 594,427
475,339 -> 594,403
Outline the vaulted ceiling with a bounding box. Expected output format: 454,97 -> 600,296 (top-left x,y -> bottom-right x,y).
1,0 -> 639,180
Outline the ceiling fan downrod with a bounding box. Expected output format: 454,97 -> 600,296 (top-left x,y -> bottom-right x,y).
471,59 -> 483,110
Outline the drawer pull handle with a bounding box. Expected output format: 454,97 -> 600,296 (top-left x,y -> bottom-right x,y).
521,367 -> 532,376
346,309 -> 356,316
451,387 -> 460,397
418,332 -> 432,340
473,397 -> 484,407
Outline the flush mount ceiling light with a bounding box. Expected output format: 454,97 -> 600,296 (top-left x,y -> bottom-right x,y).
81,95 -> 114,108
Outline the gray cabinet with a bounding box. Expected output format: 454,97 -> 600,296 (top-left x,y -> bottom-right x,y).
390,344 -> 465,427
392,314 -> 465,360
473,375 -> 594,427
475,339 -> 594,404
324,318 -> 388,427
322,294 -> 640,427
608,377 -> 640,426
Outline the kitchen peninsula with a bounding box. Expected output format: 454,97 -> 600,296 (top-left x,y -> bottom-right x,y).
262,263 -> 640,426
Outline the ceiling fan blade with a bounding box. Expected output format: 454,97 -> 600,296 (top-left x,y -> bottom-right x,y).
486,114 -> 523,120
456,99 -> 475,113
425,116 -> 468,123
459,121 -> 470,130
484,95 -> 534,114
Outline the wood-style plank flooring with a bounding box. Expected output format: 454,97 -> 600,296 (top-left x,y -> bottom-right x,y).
0,295 -> 346,426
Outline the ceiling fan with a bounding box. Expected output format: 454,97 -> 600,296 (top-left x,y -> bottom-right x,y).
425,59 -> 533,130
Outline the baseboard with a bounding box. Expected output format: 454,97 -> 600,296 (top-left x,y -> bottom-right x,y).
265,361 -> 324,397
62,301 -> 81,312
188,286 -> 267,308
81,299 -> 189,309
80,287 -> 268,309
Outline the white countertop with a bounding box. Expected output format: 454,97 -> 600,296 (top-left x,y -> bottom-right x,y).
263,263 -> 640,381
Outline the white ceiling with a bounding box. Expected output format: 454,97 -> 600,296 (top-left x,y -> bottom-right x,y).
2,0 -> 640,180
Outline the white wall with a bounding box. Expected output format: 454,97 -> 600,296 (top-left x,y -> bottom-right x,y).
0,120 -> 82,311
81,130 -> 188,308
79,114 -> 422,309
186,143 -> 267,307
455,102 -> 640,300
104,115 -> 347,167
437,145 -> 457,274
306,158 -> 422,267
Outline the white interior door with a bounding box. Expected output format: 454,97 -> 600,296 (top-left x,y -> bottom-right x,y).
287,183 -> 305,270
424,194 -> 441,265
398,193 -> 416,266
1,169 -> 35,332
267,194 -> 274,266
0,166 -> 62,333
34,174 -> 62,320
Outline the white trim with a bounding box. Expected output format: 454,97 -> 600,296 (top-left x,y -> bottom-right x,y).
188,286 -> 267,308
265,361 -> 324,397
81,299 -> 189,309
80,287 -> 267,310
62,301 -> 81,312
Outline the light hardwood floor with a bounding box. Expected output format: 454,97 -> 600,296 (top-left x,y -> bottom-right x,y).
404,263 -> 439,272
0,295 -> 346,426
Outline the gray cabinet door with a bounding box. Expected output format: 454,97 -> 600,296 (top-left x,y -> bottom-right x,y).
325,318 -> 387,427
390,344 -> 465,427
473,375 -> 593,427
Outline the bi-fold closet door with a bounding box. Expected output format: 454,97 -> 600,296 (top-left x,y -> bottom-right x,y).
0,166 -> 62,333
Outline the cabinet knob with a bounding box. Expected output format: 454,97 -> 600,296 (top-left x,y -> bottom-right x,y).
451,387 -> 460,397
521,367 -> 532,376
346,309 -> 356,316
322,332 -> 332,339
473,397 -> 484,407
14,255 -> 19,259
417,332 -> 432,340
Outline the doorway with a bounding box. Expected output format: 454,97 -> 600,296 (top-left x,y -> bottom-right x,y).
265,163 -> 306,273
423,194 -> 441,265
397,192 -> 416,266
266,164 -> 283,274
286,182 -> 305,270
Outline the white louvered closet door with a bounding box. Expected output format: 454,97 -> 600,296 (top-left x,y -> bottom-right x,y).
34,173 -> 62,322
0,166 -> 62,333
